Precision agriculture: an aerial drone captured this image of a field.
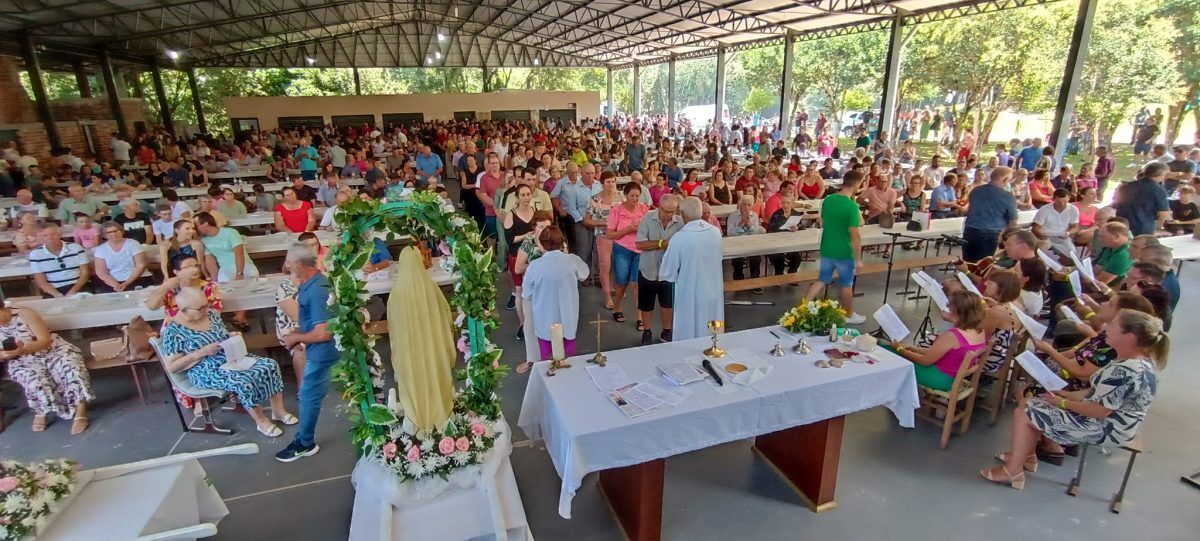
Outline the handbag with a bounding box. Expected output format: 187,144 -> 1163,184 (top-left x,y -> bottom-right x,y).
122,316 -> 158,364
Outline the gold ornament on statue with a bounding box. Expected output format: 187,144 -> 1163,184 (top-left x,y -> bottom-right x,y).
703,320 -> 726,358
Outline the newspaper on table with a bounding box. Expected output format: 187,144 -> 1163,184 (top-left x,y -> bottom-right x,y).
219,334 -> 253,371
1038,249 -> 1065,273
586,364 -> 633,391
607,382 -> 665,418
872,304 -> 911,342
912,270 -> 950,312
657,361 -> 706,386
635,376 -> 693,407
1015,350 -> 1068,391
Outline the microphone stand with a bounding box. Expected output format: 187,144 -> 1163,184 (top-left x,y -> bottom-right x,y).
868,230 -> 927,339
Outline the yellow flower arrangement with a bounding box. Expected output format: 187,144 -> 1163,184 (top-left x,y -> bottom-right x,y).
777,299 -> 848,334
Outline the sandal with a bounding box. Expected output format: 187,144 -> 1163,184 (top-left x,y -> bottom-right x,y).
994,452 -> 1038,472
636,320 -> 647,332
612,311 -> 626,323
32,414 -> 47,432
515,361 -> 533,375
1035,446 -> 1065,466
70,416 -> 89,435
979,465 -> 1025,490
257,423 -> 283,438
272,412 -> 299,426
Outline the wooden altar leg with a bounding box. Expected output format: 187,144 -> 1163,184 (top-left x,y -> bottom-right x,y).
753,416 -> 845,513
597,458 -> 665,541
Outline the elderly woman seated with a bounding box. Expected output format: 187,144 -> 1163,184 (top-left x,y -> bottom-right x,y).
0,303 -> 94,434
159,288 -> 295,437
727,194 -> 765,283
984,309 -> 1165,489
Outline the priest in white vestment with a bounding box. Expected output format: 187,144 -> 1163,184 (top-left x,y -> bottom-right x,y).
659,196 -> 724,340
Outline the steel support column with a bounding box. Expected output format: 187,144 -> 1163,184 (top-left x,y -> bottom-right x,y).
187,68 -> 207,134
878,16 -> 905,141
151,62 -> 175,136
20,33 -> 60,150
667,58 -> 676,133
482,66 -> 491,93
715,46 -> 727,132
607,68 -> 615,117
633,65 -> 642,118
353,67 -> 361,95
1051,0 -> 1097,165
99,50 -> 128,139
72,60 -> 92,98
778,32 -> 795,142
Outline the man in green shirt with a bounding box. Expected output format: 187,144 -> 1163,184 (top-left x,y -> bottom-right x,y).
1093,222 -> 1133,286
854,126 -> 871,151
805,170 -> 867,324
56,183 -> 107,223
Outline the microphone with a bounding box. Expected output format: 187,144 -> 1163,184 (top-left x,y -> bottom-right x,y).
701,359 -> 724,386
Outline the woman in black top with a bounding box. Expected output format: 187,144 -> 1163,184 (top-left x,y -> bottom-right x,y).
459,154 -> 486,230
146,162 -> 168,187
707,171 -> 734,205
767,195 -> 804,275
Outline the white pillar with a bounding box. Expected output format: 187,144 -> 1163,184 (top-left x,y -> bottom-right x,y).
778,33 -> 795,142
606,68 -> 615,117
715,46 -> 727,131
667,58 -> 676,133
633,64 -> 642,118
878,16 -> 905,141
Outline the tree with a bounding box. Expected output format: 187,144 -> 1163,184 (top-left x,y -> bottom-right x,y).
792,31 -> 888,137
1157,0 -> 1200,144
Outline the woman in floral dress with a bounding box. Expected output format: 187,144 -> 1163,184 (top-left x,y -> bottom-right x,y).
983,309 -> 1165,490
0,305 -> 93,434
160,288 -> 294,438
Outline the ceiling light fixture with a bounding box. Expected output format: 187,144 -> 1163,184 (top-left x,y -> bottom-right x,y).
305,57 -> 316,65
435,51 -> 442,59
166,50 -> 180,60
533,58 -> 540,65
426,57 -> 433,65
438,33 -> 445,41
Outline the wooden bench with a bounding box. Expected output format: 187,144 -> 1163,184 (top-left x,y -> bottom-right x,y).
1067,434 -> 1144,513
723,254 -> 957,293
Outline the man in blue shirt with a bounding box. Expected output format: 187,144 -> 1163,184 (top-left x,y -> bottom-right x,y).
962,167 -> 1019,262
1017,138 -> 1043,171
1114,162 -> 1170,236
294,138 -> 319,181
276,243 -> 338,462
550,163 -> 601,279
929,175 -> 960,219
625,136 -> 647,172
414,145 -> 444,187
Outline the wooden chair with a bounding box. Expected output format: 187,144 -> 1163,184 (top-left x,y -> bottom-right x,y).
917,348 -> 985,449
1067,434 -> 1144,514
148,337 -> 234,435
977,332 -> 1029,426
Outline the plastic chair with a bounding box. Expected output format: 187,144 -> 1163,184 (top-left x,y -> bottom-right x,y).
149,337 -> 234,435
917,348 -> 985,449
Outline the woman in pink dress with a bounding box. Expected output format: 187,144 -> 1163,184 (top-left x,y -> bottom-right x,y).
816,131 -> 834,157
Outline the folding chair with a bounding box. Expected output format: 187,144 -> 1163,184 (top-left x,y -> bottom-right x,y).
917,348 -> 985,449
978,332 -> 1029,426
1067,434 -> 1145,514
149,337 -> 234,435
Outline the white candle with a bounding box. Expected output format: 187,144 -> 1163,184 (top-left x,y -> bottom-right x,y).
387,388 -> 397,411
550,323 -> 565,360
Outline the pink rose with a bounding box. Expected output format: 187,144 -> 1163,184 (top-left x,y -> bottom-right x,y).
381,442 -> 398,460
455,437 -> 470,452
492,360 -> 500,369
466,411 -> 478,420
457,336 -> 470,354
406,446 -> 421,462
0,476 -> 19,493
438,437 -> 456,455
470,423 -> 487,437
438,241 -> 451,255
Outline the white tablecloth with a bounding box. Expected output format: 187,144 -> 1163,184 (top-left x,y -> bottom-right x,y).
349,418 -> 531,541
1160,234 -> 1200,261
517,325 -> 920,518
39,460 -> 228,541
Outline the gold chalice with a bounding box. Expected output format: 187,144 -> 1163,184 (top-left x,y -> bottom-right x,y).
704,320 -> 727,358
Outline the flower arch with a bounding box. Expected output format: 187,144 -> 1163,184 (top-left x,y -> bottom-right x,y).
327,191 -> 505,480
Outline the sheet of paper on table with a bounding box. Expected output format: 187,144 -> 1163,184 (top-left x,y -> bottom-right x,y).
1068,270 -> 1083,298
607,382 -> 664,418
219,335 -> 252,371
585,364 -> 633,391
956,271 -> 981,295
657,361 -> 706,386
635,376 -> 693,407
913,270 -> 950,312
1011,304 -> 1048,340
780,215 -> 803,231
1015,350 -> 1068,391
872,304 -> 911,342
1038,249 -> 1065,273
684,349 -> 771,394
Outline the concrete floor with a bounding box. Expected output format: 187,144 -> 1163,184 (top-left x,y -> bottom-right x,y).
3,251 -> 1199,541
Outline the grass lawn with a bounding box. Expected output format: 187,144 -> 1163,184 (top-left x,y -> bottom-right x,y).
836,137 -> 1143,174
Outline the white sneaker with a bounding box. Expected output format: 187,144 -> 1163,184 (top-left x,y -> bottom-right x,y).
845,313 -> 867,325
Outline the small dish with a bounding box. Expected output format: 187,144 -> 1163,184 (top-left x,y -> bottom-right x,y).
723,362 -> 748,375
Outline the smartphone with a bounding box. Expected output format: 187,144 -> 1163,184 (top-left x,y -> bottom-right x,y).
2,337 -> 17,351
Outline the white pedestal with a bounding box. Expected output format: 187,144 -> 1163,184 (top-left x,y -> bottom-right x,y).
349,419 -> 532,541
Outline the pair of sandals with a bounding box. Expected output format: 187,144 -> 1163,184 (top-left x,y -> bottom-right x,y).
257,412 -> 299,438
610,310 -> 647,332
32,414 -> 89,435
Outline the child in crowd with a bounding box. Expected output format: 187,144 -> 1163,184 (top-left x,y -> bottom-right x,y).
151,202 -> 176,243
1168,185 -> 1198,235
253,182 -> 276,214
72,212 -> 102,249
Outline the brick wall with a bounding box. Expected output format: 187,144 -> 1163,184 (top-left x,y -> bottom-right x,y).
0,56 -> 37,125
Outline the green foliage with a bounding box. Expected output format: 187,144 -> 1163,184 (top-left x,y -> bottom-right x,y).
742,87 -> 776,116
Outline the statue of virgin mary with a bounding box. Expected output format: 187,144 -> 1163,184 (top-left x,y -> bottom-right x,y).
385,246 -> 456,431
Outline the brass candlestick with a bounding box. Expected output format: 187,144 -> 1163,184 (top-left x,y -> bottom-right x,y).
703,320 -> 726,358
586,313 -> 608,367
